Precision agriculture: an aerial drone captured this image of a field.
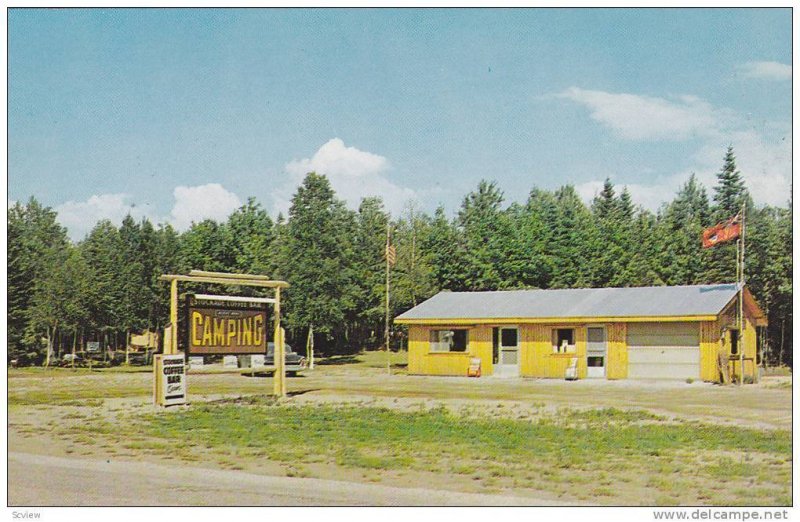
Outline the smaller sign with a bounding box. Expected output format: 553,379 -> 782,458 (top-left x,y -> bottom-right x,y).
86,341 -> 101,353
223,355 -> 238,369
251,354 -> 266,368
189,356 -> 204,369
154,354 -> 186,407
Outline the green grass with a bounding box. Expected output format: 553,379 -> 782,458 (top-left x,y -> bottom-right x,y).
318,350 -> 408,369
113,402 -> 791,505
8,387 -> 143,406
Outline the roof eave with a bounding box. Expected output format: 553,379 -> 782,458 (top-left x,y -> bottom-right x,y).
394,314 -> 720,325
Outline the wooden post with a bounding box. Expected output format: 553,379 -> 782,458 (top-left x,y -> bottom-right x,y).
71,330 -> 77,371
169,278 -> 178,355
273,287 -> 285,397
306,325 -> 315,370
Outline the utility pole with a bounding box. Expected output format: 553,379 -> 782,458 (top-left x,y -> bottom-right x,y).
738,202 -> 746,386
385,222 -> 391,376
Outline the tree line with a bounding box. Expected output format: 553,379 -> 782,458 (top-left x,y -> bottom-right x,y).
8,147 -> 792,366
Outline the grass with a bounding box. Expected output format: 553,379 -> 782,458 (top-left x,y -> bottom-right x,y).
105,401 -> 790,505
8,357 -> 792,505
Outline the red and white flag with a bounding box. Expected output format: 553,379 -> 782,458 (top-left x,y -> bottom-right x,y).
702,214 -> 741,248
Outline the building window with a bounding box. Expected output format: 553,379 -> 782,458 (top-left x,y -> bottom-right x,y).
587,356 -> 604,367
730,329 -> 739,356
430,329 -> 468,353
501,328 -> 518,347
553,328 -> 576,354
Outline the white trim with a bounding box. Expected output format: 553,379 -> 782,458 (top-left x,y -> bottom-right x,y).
496,326 -> 520,376
586,325 -> 607,379
193,294 -> 276,304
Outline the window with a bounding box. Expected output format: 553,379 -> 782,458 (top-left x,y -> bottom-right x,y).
730,329 -> 739,356
501,328 -> 518,347
430,329 -> 468,352
553,328 -> 576,354
587,356 -> 604,367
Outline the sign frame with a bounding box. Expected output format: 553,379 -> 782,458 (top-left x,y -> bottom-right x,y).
185,294 -> 270,356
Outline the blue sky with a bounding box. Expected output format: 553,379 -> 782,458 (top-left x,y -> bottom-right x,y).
8,8 -> 792,240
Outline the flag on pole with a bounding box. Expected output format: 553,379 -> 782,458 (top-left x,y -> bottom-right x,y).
385,244 -> 397,266
702,213 -> 742,248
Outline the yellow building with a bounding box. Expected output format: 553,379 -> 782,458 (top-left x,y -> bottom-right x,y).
394,284 -> 766,383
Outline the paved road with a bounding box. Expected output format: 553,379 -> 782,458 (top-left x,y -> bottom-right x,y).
9,452 -> 558,506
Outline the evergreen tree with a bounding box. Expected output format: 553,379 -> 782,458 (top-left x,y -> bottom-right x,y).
278,173 -> 358,353
457,180 -> 505,290
393,202 -> 437,309
226,198 -> 274,274
706,147 -> 751,284
423,206 -> 470,291
8,198 -> 70,362
180,219 -> 236,273
655,175 -> 711,285
592,178 -> 618,220
352,197 -> 390,349
713,146 -> 747,218
550,186 -> 596,288
80,220 -> 127,349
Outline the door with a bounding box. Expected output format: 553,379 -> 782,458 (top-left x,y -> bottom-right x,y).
495,327 -> 519,377
586,326 -> 606,378
627,322 -> 700,380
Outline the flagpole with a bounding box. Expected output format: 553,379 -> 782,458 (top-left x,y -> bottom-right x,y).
738,202 -> 746,385
385,222 -> 391,376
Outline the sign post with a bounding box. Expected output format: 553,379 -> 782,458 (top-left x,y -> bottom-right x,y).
157,271 -> 289,405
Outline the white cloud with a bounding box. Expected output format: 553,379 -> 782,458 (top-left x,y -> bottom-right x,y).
575,177 -> 682,212
56,183 -> 243,240
170,183 -> 242,231
690,130 -> 792,208
562,86 -> 791,209
558,87 -> 719,141
56,193 -> 157,241
575,129 -> 791,212
737,61 -> 792,81
276,138 -> 417,215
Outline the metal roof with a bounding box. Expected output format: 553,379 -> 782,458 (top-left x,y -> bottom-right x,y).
395,284 -> 741,321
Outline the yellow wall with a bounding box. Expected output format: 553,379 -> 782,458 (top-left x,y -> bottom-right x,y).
727,314 -> 758,382
407,325 -> 492,376
408,315 -> 759,382
520,324 -> 587,379
412,323 -> 623,380
605,323 -> 627,379
699,320 -> 720,382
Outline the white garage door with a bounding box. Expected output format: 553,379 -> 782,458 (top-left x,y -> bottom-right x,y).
627,322 -> 700,380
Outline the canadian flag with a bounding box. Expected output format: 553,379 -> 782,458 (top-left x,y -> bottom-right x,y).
702,214 -> 742,248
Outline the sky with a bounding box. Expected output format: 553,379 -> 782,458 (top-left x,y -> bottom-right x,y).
8,8 -> 792,240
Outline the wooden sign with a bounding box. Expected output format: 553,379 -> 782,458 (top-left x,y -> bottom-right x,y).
187,296 -> 267,355
154,354 -> 186,407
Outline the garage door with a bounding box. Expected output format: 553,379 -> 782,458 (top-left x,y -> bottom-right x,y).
627,322 -> 700,380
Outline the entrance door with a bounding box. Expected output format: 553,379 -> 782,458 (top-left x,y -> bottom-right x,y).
496,327 -> 519,377
586,327 -> 606,379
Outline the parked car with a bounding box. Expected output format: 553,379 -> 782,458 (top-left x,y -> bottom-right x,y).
265,342 -> 307,376
61,353 -> 82,366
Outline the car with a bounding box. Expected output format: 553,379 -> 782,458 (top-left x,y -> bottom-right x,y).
265,342 -> 307,376
60,353 -> 83,366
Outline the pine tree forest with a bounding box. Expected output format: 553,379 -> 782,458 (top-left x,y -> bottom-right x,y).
8,148 -> 793,367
